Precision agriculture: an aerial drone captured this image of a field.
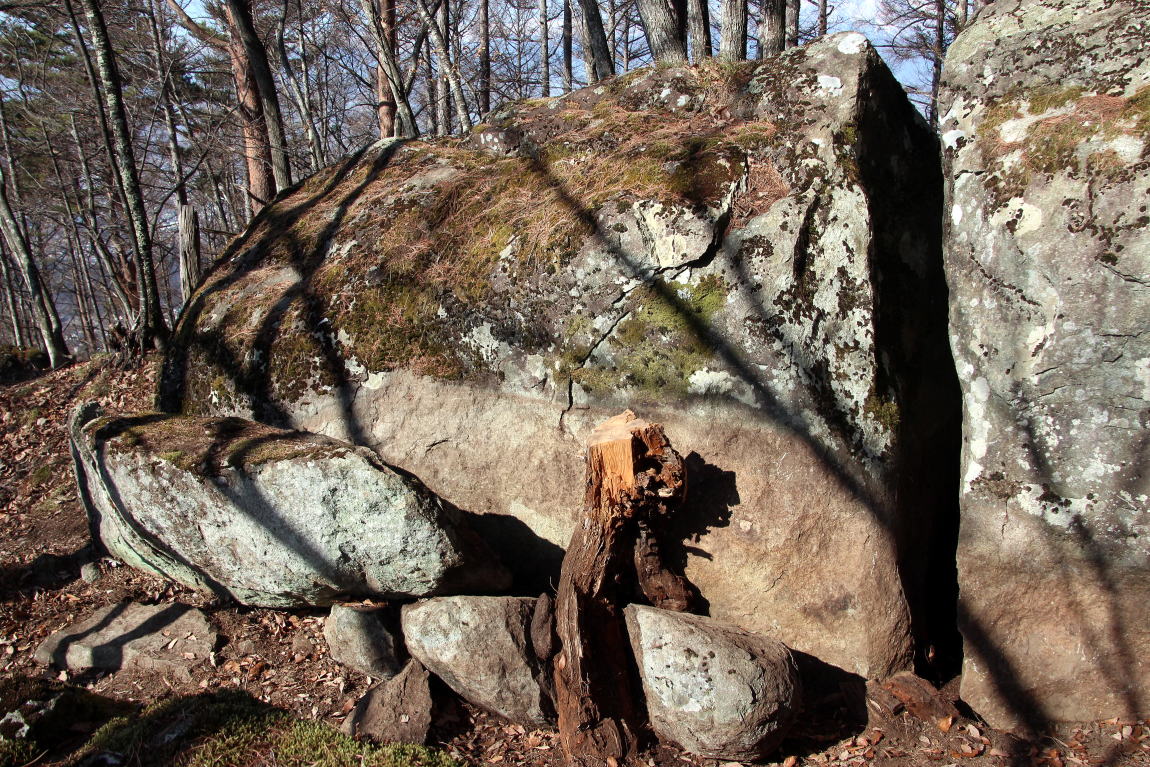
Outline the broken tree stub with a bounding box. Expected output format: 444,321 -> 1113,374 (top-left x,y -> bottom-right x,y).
940,0 -> 1150,729
162,30 -> 958,678
554,411 -> 686,765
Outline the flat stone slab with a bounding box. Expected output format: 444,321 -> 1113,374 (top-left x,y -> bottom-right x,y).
35,601 -> 216,675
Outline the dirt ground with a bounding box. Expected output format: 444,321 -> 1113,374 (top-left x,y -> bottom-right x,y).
1,357 -> 1147,766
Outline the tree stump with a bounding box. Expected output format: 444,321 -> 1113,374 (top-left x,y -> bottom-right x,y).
554,410 -> 688,765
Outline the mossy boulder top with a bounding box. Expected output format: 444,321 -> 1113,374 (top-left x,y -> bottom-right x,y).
940,0 -> 1150,729
71,408 -> 511,608
161,32 -> 957,679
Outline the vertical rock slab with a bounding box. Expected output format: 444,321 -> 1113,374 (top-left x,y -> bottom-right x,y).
939,0 -> 1150,729
162,32 -> 959,680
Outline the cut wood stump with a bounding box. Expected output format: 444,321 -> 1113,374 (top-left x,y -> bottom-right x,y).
554,410 -> 688,765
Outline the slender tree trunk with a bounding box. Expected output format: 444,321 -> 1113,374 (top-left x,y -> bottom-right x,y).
78,237 -> 108,351
759,0 -> 785,55
68,247 -> 97,355
539,0 -> 551,97
687,0 -> 711,61
362,0 -> 418,139
929,0 -> 944,126
178,205 -> 201,304
784,0 -> 798,47
0,167 -> 69,366
79,0 -> 167,351
0,250 -> 23,347
480,0 -> 491,112
636,0 -> 688,64
576,0 -> 614,82
413,0 -> 472,132
436,0 -> 450,134
225,0 -> 292,192
817,0 -> 827,35
718,0 -> 746,60
562,0 -> 573,91
274,2 -> 324,170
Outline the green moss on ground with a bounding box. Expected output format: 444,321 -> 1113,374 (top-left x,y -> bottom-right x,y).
76,690 -> 459,767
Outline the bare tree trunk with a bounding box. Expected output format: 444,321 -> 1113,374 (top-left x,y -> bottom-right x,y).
929,0 -> 944,126
225,0 -> 292,192
413,0 -> 472,132
718,0 -> 747,60
0,249 -> 23,347
274,1 -> 324,170
758,0 -> 785,55
636,0 -> 688,64
436,0 -> 450,134
784,0 -> 798,47
687,0 -> 711,61
362,0 -> 418,138
178,205 -> 201,304
68,247 -> 97,355
817,0 -> 828,35
539,0 -> 550,97
0,167 -> 69,366
576,0 -> 615,82
480,0 -> 491,112
79,0 -> 167,351
562,0 -> 573,91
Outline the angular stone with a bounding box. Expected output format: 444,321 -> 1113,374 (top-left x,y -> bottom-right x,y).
624,605 -> 800,760
324,604 -> 402,679
342,660 -> 435,744
402,596 -> 551,726
161,33 -> 961,678
70,408 -> 510,608
939,0 -> 1150,730
35,602 -> 215,676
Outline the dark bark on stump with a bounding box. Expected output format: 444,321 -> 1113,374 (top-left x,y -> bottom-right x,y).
554,410 -> 687,765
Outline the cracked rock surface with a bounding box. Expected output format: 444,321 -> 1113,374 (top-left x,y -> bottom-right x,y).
940,0 -> 1150,729
160,33 -> 955,679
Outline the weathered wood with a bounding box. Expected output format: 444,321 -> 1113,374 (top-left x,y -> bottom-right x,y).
554,410 -> 686,765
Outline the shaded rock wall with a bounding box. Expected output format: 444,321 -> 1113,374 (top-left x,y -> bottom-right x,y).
940,0 -> 1150,729
161,33 -> 958,680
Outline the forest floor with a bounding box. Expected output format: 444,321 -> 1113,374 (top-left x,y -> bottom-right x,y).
1,356 -> 1147,767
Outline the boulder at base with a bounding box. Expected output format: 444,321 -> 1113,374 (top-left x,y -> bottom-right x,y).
939,0 -> 1150,729
625,605 -> 800,760
161,32 -> 960,679
323,604 -> 403,678
402,596 -> 552,727
35,601 -> 215,677
342,660 -> 437,744
70,409 -> 510,608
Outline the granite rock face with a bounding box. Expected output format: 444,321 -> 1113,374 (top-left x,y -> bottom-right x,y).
625,605 -> 800,760
70,408 -> 509,608
402,596 -> 552,726
161,33 -> 960,678
35,601 -> 215,676
939,0 -> 1150,729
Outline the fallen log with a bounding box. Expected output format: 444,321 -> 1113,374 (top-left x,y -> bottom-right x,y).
553,410 -> 688,765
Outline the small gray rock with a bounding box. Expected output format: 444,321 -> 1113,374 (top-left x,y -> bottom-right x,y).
342,659 -> 435,744
625,605 -> 800,761
80,562 -> 101,584
402,596 -> 552,726
324,604 -> 402,679
35,601 -> 216,676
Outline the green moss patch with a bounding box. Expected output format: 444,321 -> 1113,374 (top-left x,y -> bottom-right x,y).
76,690 -> 458,767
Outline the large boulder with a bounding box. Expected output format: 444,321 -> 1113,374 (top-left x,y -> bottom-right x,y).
70,408 -> 509,608
939,0 -> 1150,729
625,605 -> 800,760
160,33 -> 959,679
401,596 -> 552,726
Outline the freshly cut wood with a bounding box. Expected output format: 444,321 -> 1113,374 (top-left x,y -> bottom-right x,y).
554,410 -> 687,765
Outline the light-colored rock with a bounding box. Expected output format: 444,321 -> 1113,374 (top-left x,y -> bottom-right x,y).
342,660 -> 435,744
324,604 -> 402,678
35,601 -> 215,676
940,0 -> 1150,730
402,596 -> 551,726
162,33 -> 960,678
70,409 -> 510,608
625,605 -> 800,760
